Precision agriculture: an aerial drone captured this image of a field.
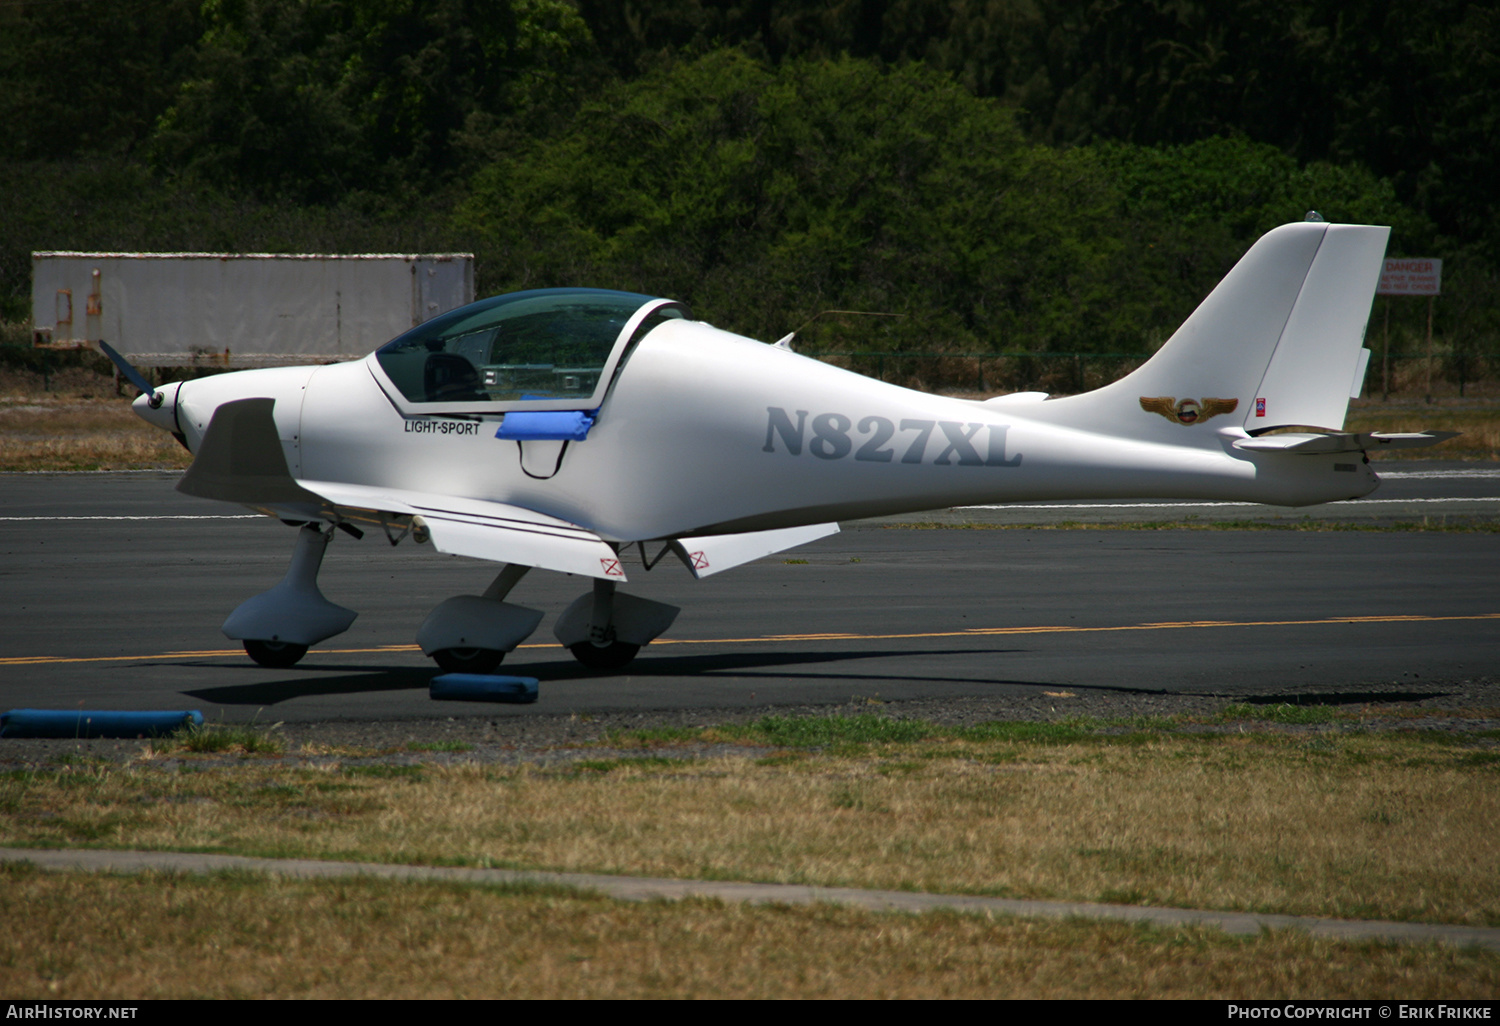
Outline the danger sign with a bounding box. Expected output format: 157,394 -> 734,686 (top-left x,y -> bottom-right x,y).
1378,258 -> 1442,296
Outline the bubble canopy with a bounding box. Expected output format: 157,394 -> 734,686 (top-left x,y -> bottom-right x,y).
371,288 -> 688,414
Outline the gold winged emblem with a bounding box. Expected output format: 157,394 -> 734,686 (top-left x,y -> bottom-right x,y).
1139,396 -> 1238,425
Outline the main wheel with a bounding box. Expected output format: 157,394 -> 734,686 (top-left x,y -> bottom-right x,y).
244,639 -> 310,668
568,641 -> 640,671
431,647 -> 505,675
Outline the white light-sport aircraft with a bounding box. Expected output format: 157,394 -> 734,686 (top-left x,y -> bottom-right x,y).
114,219 -> 1450,672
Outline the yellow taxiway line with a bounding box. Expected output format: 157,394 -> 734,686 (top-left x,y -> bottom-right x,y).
1,613 -> 1496,668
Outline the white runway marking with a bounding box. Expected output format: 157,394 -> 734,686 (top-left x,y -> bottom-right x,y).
1376,469 -> 1500,479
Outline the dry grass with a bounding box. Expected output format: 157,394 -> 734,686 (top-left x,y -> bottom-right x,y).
0,362 -> 190,471
3,867 -> 1495,999
4,728 -> 1497,927
0,395 -> 190,471
1347,400 -> 1500,460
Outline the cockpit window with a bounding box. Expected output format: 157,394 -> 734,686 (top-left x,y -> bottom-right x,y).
373,288 -> 686,410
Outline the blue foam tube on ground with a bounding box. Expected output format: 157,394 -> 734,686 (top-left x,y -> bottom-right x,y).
1,709 -> 204,739
430,675 -> 539,704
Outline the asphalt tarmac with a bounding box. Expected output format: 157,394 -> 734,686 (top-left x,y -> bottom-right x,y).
2,465 -> 1497,723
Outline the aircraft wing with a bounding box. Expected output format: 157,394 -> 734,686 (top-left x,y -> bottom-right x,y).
297,481 -> 629,580
176,396 -> 839,582
176,397 -> 627,580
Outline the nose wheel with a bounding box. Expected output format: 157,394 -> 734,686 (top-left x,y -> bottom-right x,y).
243,639 -> 310,668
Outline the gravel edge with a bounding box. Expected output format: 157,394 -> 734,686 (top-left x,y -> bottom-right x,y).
3,676 -> 1496,769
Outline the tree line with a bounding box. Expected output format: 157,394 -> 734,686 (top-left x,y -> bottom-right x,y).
2,0 -> 1493,375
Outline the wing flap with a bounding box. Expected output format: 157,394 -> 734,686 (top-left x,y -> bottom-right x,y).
672,522 -> 840,579
295,480 -> 627,581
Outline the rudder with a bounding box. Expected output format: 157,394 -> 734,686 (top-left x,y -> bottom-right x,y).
1248,223 -> 1390,431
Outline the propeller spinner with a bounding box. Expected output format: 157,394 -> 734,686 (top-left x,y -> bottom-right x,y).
101,342 -> 184,438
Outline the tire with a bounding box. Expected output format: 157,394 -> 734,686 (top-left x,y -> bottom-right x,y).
568,641 -> 640,671
244,639 -> 310,668
431,647 -> 505,675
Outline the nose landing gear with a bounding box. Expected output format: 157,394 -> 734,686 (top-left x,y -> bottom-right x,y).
223,523 -> 357,668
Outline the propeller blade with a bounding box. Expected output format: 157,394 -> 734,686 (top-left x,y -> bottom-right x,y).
99,341 -> 158,402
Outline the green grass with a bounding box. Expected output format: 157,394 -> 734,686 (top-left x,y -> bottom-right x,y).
568,756 -> 691,774
605,713 -> 1186,751
149,722 -> 286,756
1218,703 -> 1343,725
600,725 -> 707,748
730,714 -> 936,747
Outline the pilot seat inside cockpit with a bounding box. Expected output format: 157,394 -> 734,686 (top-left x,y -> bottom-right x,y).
422,350 -> 487,403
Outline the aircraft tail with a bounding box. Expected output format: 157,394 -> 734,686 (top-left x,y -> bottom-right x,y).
1038,221 -> 1390,440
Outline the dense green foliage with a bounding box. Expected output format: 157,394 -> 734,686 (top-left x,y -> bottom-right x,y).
1,0 -> 1493,369
457,57 -> 1423,354
575,1 -> 1500,253
460,55 -> 1121,351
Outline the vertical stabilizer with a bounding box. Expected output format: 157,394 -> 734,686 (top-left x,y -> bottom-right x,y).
1038,221 -> 1389,442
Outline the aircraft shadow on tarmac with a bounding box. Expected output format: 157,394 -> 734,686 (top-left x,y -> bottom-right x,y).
179,646 -> 1110,706
181,666 -> 435,705
176,645 -> 1240,707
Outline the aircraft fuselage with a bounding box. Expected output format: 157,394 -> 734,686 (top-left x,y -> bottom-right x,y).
145,317 -> 1378,544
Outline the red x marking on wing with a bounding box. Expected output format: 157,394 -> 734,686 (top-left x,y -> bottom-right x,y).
600,558 -> 624,577
690,551 -> 709,570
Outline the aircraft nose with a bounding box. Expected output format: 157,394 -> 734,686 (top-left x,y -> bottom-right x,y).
131,380 -> 182,434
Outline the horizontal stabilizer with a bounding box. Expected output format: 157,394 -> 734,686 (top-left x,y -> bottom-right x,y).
672,522 -> 840,579
1233,431 -> 1459,455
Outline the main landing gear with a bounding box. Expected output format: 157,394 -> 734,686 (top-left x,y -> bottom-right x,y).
568,640 -> 641,671
243,639 -> 310,668
420,572 -> 678,673
226,528 -> 679,674
430,647 -> 505,674
416,564 -> 544,674
551,578 -> 677,672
